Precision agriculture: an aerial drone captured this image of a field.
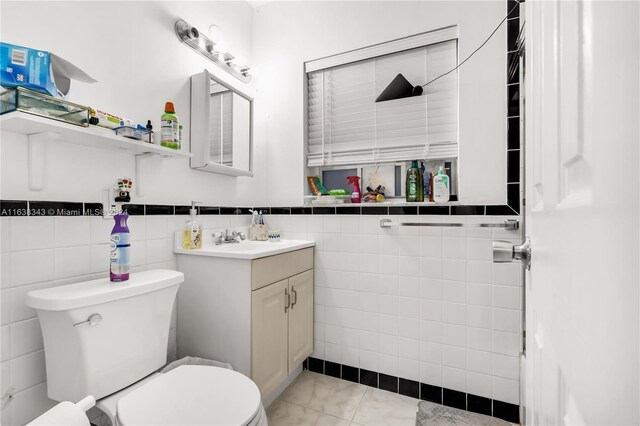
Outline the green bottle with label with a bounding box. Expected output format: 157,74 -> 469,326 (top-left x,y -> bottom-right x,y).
160,102 -> 180,150
405,160 -> 424,202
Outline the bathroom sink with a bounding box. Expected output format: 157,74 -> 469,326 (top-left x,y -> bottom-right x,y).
174,233 -> 314,260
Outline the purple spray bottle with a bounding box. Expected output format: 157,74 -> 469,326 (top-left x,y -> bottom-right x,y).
110,211 -> 130,282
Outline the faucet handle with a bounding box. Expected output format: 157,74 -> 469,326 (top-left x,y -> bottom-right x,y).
237,231 -> 246,241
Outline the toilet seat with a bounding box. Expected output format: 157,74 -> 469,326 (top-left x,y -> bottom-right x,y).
116,365 -> 262,426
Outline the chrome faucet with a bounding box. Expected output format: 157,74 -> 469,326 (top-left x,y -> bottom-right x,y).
213,229 -> 246,245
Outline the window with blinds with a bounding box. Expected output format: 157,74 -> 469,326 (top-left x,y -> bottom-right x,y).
306,34 -> 458,168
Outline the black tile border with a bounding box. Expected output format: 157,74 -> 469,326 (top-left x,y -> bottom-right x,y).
29,201 -> 83,216
360,206 -> 389,215
443,388 -> 467,410
324,361 -> 341,378
389,206 -> 417,215
122,204 -> 145,215
341,365 -> 359,383
0,200 -> 28,217
419,205 -> 450,215
308,357 -> 324,374
399,378 -> 420,399
0,200 -> 522,217
420,383 -> 442,404
312,206 -> 335,215
468,394 -> 493,416
83,202 -> 102,216
304,357 -> 520,424
451,205 -> 485,216
508,117 -> 520,149
292,207 -> 312,215
145,204 -> 174,215
198,206 -> 220,215
359,368 -> 378,388
378,373 -> 398,393
270,207 -> 292,215
335,206 -> 361,215
175,205 -> 192,215
493,399 -> 520,423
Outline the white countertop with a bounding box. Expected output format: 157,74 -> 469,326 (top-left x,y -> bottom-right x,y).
174,233 -> 315,260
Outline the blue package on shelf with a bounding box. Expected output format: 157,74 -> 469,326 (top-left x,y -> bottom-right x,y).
0,42 -> 96,100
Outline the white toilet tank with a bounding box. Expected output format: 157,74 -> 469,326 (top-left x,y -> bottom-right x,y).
26,269 -> 183,402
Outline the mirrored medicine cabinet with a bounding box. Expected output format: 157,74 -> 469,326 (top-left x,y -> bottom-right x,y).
190,70 -> 253,176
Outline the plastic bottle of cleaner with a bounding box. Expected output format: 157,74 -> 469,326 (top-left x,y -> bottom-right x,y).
182,201 -> 202,249
433,166 -> 450,202
347,176 -> 362,203
405,160 -> 424,202
110,212 -> 130,282
160,102 -> 180,150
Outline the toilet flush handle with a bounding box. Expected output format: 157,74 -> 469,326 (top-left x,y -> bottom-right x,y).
74,313 -> 102,327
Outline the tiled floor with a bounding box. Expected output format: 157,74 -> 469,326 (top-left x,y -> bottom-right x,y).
267,371 -> 421,426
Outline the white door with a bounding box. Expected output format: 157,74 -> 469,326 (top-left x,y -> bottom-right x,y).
525,1 -> 639,425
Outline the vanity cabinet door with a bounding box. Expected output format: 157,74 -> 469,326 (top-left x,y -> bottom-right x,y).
287,270 -> 314,374
251,279 -> 289,397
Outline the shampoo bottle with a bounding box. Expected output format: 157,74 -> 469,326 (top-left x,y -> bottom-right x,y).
182,201 -> 202,249
405,160 -> 424,202
433,166 -> 450,202
110,212 -> 130,282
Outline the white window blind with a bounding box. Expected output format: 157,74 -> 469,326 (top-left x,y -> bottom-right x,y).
209,92 -> 233,166
307,39 -> 458,167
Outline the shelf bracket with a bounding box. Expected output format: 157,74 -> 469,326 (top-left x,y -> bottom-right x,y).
28,131 -> 60,191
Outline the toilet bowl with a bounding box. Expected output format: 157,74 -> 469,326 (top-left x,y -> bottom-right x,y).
26,270 -> 267,426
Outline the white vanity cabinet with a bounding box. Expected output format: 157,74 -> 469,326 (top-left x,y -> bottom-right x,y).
176,244 -> 314,401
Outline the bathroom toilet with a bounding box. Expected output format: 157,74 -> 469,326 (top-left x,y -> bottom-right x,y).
26,269 -> 266,426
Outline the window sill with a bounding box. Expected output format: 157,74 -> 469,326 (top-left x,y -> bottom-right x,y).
305,199 -> 461,208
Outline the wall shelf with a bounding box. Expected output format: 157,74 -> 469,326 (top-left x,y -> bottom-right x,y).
0,111 -> 192,195
0,111 -> 192,159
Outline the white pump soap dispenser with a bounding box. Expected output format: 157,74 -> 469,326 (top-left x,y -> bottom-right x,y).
182,201 -> 202,249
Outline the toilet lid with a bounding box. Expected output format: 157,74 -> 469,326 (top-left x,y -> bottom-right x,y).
117,365 -> 261,426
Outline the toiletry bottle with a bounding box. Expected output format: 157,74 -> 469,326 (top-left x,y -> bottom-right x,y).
405,160 -> 424,202
146,120 -> 154,144
110,211 -> 130,282
421,161 -> 430,200
433,166 -> 450,202
429,173 -> 435,202
182,201 -> 202,249
160,102 -> 180,150
347,176 -> 362,203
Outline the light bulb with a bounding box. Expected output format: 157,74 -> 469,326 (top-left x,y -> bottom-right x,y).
216,41 -> 228,57
208,24 -> 222,41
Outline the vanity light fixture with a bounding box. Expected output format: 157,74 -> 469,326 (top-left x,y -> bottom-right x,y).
174,19 -> 251,83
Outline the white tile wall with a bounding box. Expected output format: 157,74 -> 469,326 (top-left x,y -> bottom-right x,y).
266,213 -> 523,405
0,213 -> 203,426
